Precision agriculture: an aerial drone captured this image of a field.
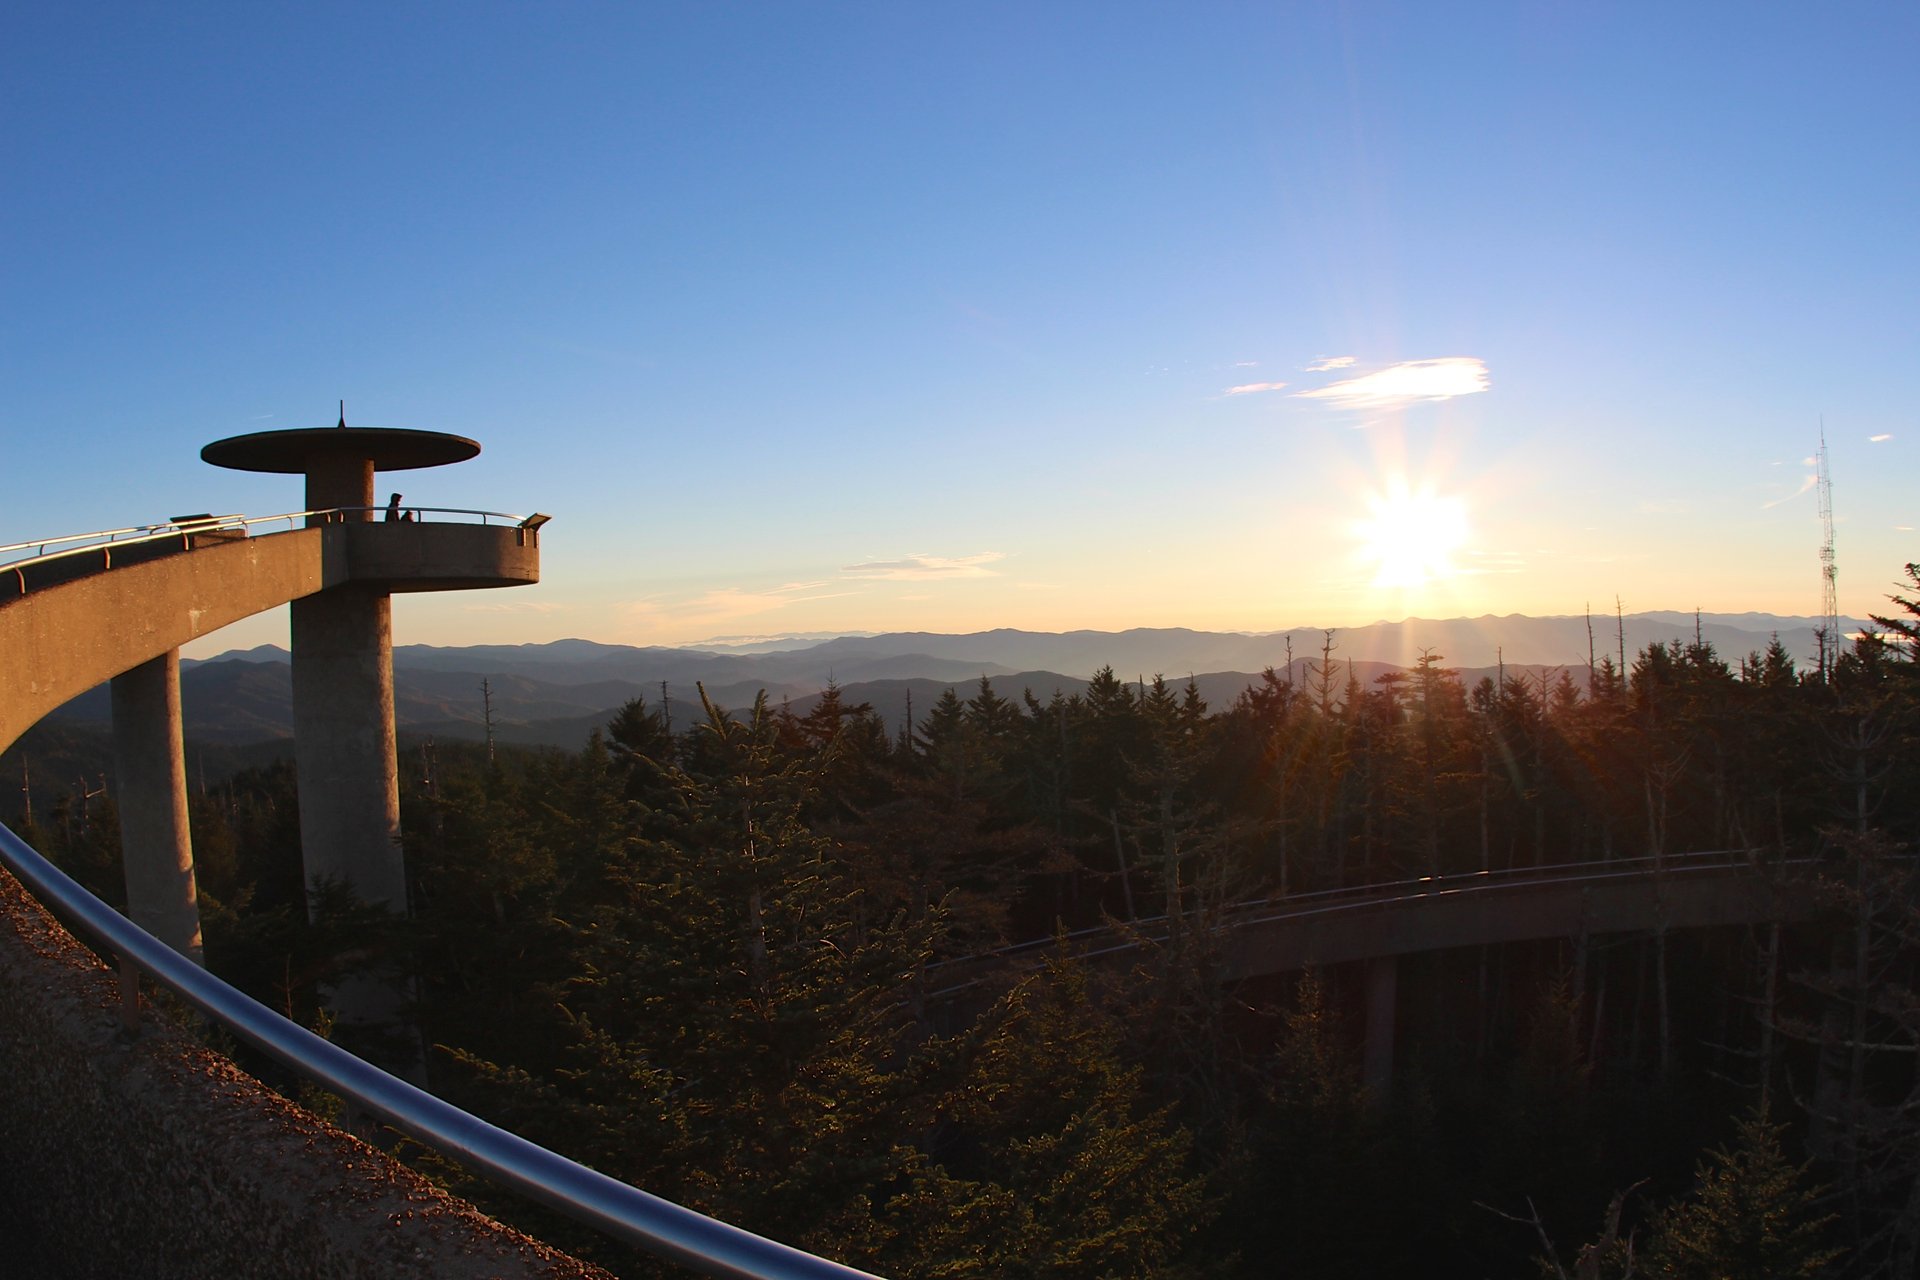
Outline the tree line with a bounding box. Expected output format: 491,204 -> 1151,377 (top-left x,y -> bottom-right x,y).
12,564 -> 1920,1277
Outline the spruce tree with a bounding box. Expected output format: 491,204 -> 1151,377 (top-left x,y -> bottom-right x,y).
1644,1114 -> 1839,1280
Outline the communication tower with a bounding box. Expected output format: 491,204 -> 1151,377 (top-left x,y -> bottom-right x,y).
1817,424 -> 1839,676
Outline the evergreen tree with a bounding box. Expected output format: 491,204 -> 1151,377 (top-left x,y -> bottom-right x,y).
1643,1114 -> 1839,1280
918,687 -> 979,802
1228,969 -> 1399,1276
883,956 -> 1210,1279
458,690 -> 939,1266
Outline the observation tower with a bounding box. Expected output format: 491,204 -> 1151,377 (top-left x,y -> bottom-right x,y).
201,414 -> 541,926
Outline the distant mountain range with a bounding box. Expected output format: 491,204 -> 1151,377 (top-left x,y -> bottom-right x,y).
39,612 -> 1866,752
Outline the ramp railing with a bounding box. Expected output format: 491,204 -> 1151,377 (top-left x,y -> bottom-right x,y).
0,821 -> 883,1280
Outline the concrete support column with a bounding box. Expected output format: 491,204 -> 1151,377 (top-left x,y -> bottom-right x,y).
1362,953 -> 1399,1106
110,650 -> 203,963
289,587 -> 403,915
304,455 -> 375,524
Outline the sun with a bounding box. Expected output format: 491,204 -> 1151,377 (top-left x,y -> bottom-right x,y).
1355,481 -> 1468,589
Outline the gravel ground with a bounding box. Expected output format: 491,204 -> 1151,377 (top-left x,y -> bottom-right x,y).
0,1187 -> 61,1279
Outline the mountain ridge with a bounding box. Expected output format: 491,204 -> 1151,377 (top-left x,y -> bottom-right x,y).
188,610 -> 1869,684
91,610 -> 1875,750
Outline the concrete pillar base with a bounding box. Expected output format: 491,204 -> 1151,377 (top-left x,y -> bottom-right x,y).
289,587 -> 403,915
1363,954 -> 1398,1106
289,585 -> 413,1068
110,650 -> 203,964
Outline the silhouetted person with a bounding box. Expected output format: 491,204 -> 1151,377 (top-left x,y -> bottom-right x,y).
385,493 -> 404,522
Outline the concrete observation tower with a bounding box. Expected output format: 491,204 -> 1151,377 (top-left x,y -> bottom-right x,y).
201,416 -> 541,925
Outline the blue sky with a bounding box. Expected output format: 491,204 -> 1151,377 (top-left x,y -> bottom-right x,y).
4,4 -> 1914,655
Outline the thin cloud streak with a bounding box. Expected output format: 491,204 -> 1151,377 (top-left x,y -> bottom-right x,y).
1762,474 -> 1819,509
1870,433 -> 1893,442
1296,357 -> 1489,410
841,552 -> 1005,581
619,554 -> 1002,642
1224,381 -> 1288,396
1304,355 -> 1357,372
1461,549 -> 1527,576
621,586 -> 861,631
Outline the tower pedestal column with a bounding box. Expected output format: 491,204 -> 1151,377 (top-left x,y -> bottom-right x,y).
289,587 -> 403,915
199,418 -> 494,1075
110,650 -> 203,963
1363,954 -> 1398,1107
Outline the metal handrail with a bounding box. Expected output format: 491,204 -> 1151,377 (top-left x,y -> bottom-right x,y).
0,518 -> 252,561
1,508 -> 532,578
0,523 -> 179,557
331,506 -> 528,525
0,822 -> 883,1280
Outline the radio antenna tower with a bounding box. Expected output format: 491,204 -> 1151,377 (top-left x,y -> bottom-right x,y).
1817,421 -> 1840,678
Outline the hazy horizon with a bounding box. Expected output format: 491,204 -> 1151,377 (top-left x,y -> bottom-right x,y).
180,606 -> 1882,677
179,597 -> 1898,664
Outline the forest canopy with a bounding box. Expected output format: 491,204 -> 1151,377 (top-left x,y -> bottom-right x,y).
15,567 -> 1920,1279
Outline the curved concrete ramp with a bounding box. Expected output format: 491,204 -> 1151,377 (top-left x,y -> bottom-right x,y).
1219,860 -> 1818,980
0,529 -> 325,753
0,520 -> 539,754
930,856 -> 1824,1007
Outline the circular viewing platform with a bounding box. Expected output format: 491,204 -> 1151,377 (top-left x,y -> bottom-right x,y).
201,427 -> 480,474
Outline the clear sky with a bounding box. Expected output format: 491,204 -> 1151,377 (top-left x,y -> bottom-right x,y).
4,4 -> 1914,656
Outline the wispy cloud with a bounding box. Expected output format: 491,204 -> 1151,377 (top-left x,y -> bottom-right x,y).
1762,474 -> 1819,509
1296,357 -> 1489,410
1225,381 -> 1289,396
1304,355 -> 1357,373
463,600 -> 568,614
619,555 -> 1000,642
1460,549 -> 1527,575
842,552 -> 1004,581
1870,433 -> 1893,443
1231,360 -> 1259,368
621,585 -> 859,633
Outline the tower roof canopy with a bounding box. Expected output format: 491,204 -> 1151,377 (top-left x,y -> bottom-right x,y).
201,427 -> 480,474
